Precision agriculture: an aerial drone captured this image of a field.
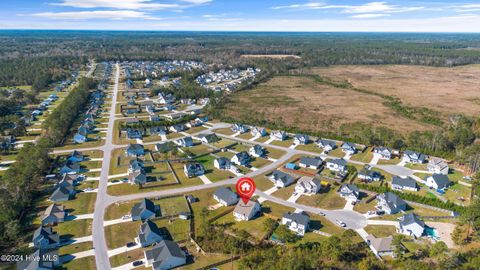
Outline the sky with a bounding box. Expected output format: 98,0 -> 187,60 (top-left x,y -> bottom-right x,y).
1,0 -> 480,32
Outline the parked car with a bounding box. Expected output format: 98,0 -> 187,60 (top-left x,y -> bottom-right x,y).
336,219 -> 346,227
126,242 -> 137,247
133,261 -> 143,266
122,215 -> 131,220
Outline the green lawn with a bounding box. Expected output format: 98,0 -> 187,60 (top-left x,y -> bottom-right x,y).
214,128 -> 235,136
270,138 -> 294,148
364,225 -> 397,238
251,157 -> 272,168
444,182 -> 472,205
109,248 -> 144,268
105,221 -> 140,249
253,175 -> 274,191
405,163 -> 428,170
236,132 -> 253,140
56,219 -> 92,238
327,148 -> 346,158
265,147 -> 286,159
215,151 -> 235,159
296,189 -> 346,210
255,136 -> 270,143
61,255 -> 96,270
295,143 -> 323,153
271,185 -> 296,200
158,196 -> 190,216
377,157 -> 401,165
211,138 -> 235,149
350,147 -> 374,163
59,241 -> 93,256
185,126 -> 207,134
230,143 -> 250,153
184,144 -> 212,156
62,193 -> 97,215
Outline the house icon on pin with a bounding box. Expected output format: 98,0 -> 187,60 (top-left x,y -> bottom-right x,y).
241,182 -> 251,192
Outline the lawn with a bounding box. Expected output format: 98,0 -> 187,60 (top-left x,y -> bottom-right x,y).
166,132 -> 183,140
107,175 -> 199,196
271,185 -> 296,200
236,132 -> 253,140
376,157 -> 401,165
184,144 -> 212,156
251,157 -> 272,168
443,183 -> 472,206
350,147 -> 374,163
353,198 -> 377,213
59,241 -> 93,256
253,175 -> 274,191
213,128 -> 235,136
56,219 -> 92,238
270,138 -> 294,148
109,248 -> 144,268
255,136 -> 270,143
215,151 -> 235,159
364,225 -> 397,238
327,148 -> 346,158
185,126 -> 207,134
265,147 -> 286,159
295,143 -> 323,153
405,163 -> 428,170
158,196 -> 190,216
448,169 -> 468,183
215,211 -> 269,241
61,255 -> 96,270
230,143 -> 250,153
62,193 -> 97,215
105,221 -> 140,249
296,189 -> 346,210
211,138 -> 236,149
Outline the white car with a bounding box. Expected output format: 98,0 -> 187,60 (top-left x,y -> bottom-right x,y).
122,215 -> 131,220
336,219 -> 346,227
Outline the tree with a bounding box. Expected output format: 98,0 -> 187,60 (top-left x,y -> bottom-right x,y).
275,225 -> 298,243
392,234 -> 407,259
429,241 -> 448,257
262,218 -> 277,237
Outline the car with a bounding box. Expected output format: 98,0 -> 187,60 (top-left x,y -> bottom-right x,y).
122,215 -> 131,220
319,212 -> 325,216
132,261 -> 143,266
126,242 -> 137,247
112,179 -> 119,183
335,219 -> 346,227
83,188 -> 93,192
351,201 -> 356,205
228,176 -> 234,179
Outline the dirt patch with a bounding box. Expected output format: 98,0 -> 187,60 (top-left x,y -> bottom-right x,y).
425,221 -> 456,248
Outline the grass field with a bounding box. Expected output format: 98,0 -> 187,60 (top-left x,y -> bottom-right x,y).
364,225 -> 397,238
62,193 -> 97,215
56,219 -> 92,238
296,188 -> 346,210
61,255 -> 96,270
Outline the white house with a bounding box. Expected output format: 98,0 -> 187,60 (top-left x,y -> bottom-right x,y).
213,187 -> 239,206
425,174 -> 451,190
402,150 -> 426,164
338,184 -> 360,201
341,142 -> 357,155
270,130 -> 287,141
174,137 -> 193,147
366,235 -> 395,257
427,158 -> 449,175
326,158 -> 347,173
270,170 -> 294,188
233,200 -> 261,221
282,212 -> 310,236
398,213 -> 425,238
231,151 -> 250,166
392,176 -> 418,192
316,139 -> 336,152
299,156 -> 323,170
249,145 -> 265,158
251,127 -> 267,137
293,134 -> 309,145
373,147 -> 393,160
295,176 -> 321,195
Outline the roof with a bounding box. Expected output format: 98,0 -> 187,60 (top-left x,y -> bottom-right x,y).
283,212 -> 310,226
299,156 -> 322,166
250,144 -> 264,154
327,158 -> 347,167
404,150 -> 426,161
366,235 -> 394,253
42,204 -> 65,219
138,220 -> 163,244
379,192 -> 406,209
33,226 -> 60,245
392,176 -> 417,189
342,142 -> 356,149
400,213 -> 425,228
214,187 -> 238,205
233,200 -> 259,217
341,184 -> 359,193
429,174 -> 451,187
215,157 -> 231,167
272,170 -> 294,184
144,240 -> 185,266
233,151 -> 250,161
198,133 -> 218,142
131,198 -> 156,217
126,144 -> 144,152
184,163 -> 204,173
50,186 -> 71,201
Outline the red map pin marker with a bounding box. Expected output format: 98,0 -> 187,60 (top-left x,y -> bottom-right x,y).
236,177 -> 256,204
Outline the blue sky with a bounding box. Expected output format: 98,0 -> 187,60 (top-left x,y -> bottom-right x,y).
1,0 -> 480,32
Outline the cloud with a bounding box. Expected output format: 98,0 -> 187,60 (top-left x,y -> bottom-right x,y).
50,0 -> 208,10
351,13 -> 390,18
32,10 -> 159,20
272,2 -> 325,10
181,0 -> 212,4
201,13 -> 242,21
452,4 -> 480,12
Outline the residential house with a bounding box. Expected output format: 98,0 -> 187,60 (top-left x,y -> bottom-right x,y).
231,151 -> 251,166
299,156 -> 323,170
186,195 -> 198,204
169,124 -> 186,133
233,200 -> 261,221
183,163 -> 205,178
16,249 -> 61,270
73,131 -> 87,143
251,127 -> 267,137
59,161 -> 81,175
126,128 -> 143,139
144,240 -> 186,270
270,130 -> 287,141
295,176 -> 321,195
293,134 -> 309,145
326,158 -> 348,173
213,187 -> 239,206
149,126 -> 167,136
338,184 -> 360,201
32,226 -> 60,250
402,150 -> 426,164
376,192 -> 407,214
155,142 -> 173,153
427,158 -> 449,175
136,220 -> 164,247
125,144 -> 145,157
198,133 -> 219,144
67,150 -> 84,163
366,235 -> 395,257
231,123 -> 248,134
174,137 -> 193,147
249,145 -> 265,158
129,169 -> 147,185
282,212 -> 310,236
358,168 -> 383,182
341,142 -> 357,155
373,147 -> 393,160
214,157 -> 232,170
270,170 -> 294,188
41,204 -> 66,226
392,176 -> 418,192
426,174 -> 451,190
399,213 -> 425,238
131,198 -> 159,221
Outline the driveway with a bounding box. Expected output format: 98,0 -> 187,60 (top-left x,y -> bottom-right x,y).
376,164 -> 413,177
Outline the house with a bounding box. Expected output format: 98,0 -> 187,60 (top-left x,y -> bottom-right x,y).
338,184 -> 360,201
295,176 -> 321,195
231,123 -> 248,134
73,130 -> 87,144
233,200 -> 261,221
67,150 -> 84,163
326,158 -> 348,173
341,142 -> 357,155
231,151 -> 251,166
129,169 -> 147,185
16,249 -> 61,270
376,192 -> 407,214
214,157 -> 232,170
155,142 -> 173,153
373,147 -> 393,160
270,170 -> 294,188
213,187 -> 239,206
149,126 -> 167,136
358,168 -> 383,182
427,158 -> 449,175
270,130 -> 287,141
282,212 -> 310,236
426,174 -> 451,190
49,186 -> 73,202
251,127 -> 267,137
392,176 -> 418,192
402,150 -> 426,164
366,235 -> 395,257
399,213 -> 425,238
293,134 -> 309,145
41,204 -> 66,226
183,163 -> 205,178
32,226 -> 60,249
198,133 -> 219,144
299,156 -> 323,169
249,145 -> 265,158
127,128 -> 143,139
144,240 -> 186,270
131,198 -> 159,221
59,161 -> 81,175
136,220 -> 164,247
169,124 -> 186,133
174,137 -> 193,147
125,144 -> 145,157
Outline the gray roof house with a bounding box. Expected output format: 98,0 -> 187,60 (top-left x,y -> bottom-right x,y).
295,176 -> 321,195
376,192 -> 407,214
233,200 -> 261,221
198,133 -> 219,144
358,169 -> 383,182
136,220 -> 164,247
250,127 -> 267,137
174,136 -> 193,147
128,169 -> 147,185
270,130 -> 287,141
402,150 -> 426,164
59,161 -> 81,175
299,156 -> 323,169
213,187 -> 239,206
144,240 -> 186,270
125,144 -> 145,157
231,151 -> 251,166
131,198 -> 159,221
49,186 -> 74,202
214,157 -> 232,170
169,124 -> 186,133
338,184 -> 360,201
366,235 -> 395,257
249,145 -> 265,158
155,142 -> 174,153
427,158 -> 449,175
16,249 -> 61,270
373,147 -> 393,160
426,174 -> 451,190
399,213 -> 425,238
392,176 -> 418,192
231,123 -> 248,134
293,134 -> 309,145
341,142 -> 357,154
316,139 -> 336,152
41,204 -> 66,226
282,212 -> 310,236
270,170 -> 294,188
183,163 -> 205,178
326,158 -> 348,173
32,226 -> 60,250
